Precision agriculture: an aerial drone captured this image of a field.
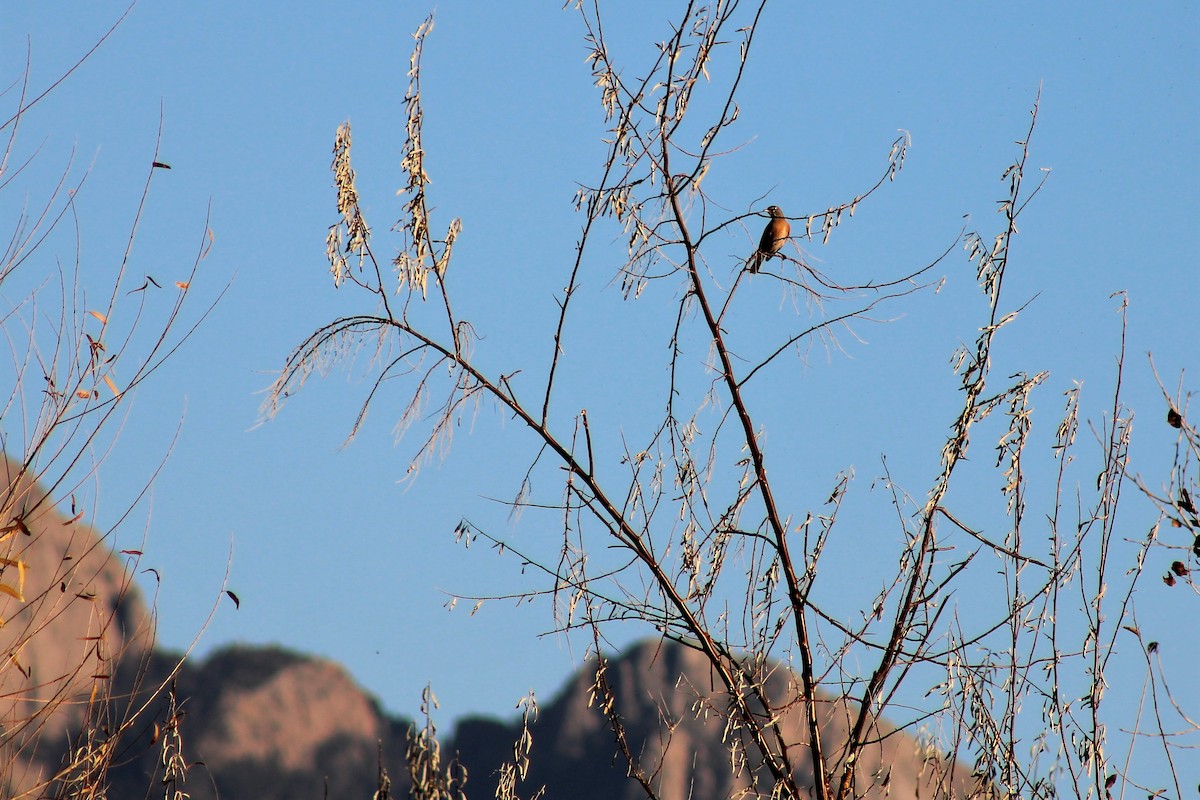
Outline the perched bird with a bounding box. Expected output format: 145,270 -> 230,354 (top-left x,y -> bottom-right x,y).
749,205 -> 790,273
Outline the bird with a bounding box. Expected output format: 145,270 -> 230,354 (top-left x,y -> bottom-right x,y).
749,205 -> 790,273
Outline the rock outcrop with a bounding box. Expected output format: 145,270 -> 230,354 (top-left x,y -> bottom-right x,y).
0,457 -> 152,796
453,640 -> 981,800
106,646 -> 411,800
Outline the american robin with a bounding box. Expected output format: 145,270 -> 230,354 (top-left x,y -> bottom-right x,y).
749,205 -> 790,273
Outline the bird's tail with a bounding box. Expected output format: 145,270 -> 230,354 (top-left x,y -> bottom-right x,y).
748,251 -> 764,273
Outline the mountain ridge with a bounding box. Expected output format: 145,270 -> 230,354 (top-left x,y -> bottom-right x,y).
2,458 -> 983,799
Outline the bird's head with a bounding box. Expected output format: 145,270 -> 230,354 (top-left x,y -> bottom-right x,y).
766,205 -> 784,217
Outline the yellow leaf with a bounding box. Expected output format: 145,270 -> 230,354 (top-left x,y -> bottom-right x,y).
88,310 -> 107,324
76,389 -> 91,399
0,557 -> 24,603
103,375 -> 121,397
176,281 -> 189,290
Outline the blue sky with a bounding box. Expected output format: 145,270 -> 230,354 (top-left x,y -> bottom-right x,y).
3,0 -> 1197,786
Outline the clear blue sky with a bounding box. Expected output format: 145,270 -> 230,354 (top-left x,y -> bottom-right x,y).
3,0 -> 1197,786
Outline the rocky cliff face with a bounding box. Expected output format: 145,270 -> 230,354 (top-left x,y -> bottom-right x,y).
2,460 -> 984,799
0,457 -> 153,796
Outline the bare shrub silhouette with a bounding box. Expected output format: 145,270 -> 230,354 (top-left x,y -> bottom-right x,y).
268,5 -> 1196,799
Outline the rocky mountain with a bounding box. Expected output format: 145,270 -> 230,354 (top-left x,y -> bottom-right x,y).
1,458 -> 985,799
0,457 -> 153,796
